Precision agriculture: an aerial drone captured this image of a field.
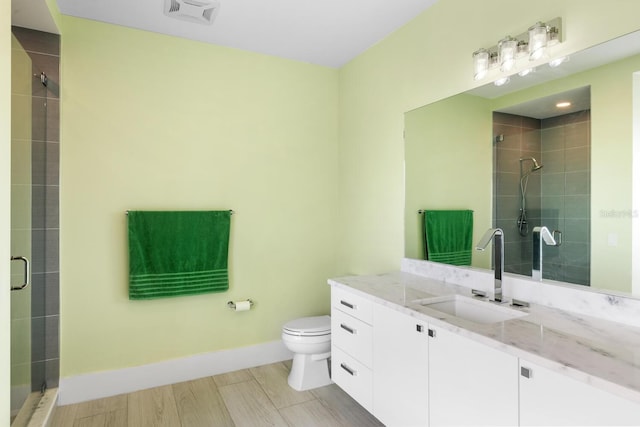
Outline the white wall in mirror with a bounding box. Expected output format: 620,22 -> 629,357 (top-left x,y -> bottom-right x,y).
405,30 -> 640,296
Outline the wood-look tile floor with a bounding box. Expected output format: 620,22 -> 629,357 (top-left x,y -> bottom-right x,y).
51,361 -> 384,427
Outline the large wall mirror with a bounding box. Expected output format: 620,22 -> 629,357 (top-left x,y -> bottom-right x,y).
405,30 -> 640,296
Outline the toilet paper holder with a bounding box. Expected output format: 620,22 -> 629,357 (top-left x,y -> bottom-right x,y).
227,299 -> 253,310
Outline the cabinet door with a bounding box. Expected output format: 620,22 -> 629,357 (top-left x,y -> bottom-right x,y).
373,303 -> 429,427
519,359 -> 640,426
429,326 -> 518,426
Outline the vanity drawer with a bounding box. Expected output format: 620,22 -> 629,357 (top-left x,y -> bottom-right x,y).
331,308 -> 373,367
331,286 -> 373,324
331,347 -> 373,413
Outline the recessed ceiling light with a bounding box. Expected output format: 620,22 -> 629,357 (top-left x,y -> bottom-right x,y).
556,101 -> 571,108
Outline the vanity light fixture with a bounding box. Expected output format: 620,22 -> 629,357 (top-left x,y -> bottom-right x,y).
556,101 -> 571,108
472,17 -> 563,83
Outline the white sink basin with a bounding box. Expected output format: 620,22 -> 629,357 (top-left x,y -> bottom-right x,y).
413,294 -> 527,324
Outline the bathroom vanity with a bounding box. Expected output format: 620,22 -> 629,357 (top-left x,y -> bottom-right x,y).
329,259 -> 640,426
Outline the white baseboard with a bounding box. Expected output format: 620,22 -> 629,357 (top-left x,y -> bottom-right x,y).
59,340 -> 292,405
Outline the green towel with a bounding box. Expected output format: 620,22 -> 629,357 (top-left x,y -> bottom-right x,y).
127,210 -> 231,300
424,210 -> 473,266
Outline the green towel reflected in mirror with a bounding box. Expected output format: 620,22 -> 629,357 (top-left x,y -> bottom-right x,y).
423,210 -> 473,266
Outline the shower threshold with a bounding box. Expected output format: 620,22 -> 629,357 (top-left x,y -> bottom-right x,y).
11,388 -> 58,427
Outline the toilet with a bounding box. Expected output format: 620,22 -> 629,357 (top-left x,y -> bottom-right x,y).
281,315 -> 332,391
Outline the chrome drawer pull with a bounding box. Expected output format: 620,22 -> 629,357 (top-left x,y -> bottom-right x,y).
340,300 -> 355,309
340,363 -> 356,376
340,323 -> 356,334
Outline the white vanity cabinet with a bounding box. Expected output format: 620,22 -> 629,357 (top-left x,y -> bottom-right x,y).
330,285 -> 640,426
372,303 -> 518,427
373,303 -> 429,426
330,287 -> 374,412
428,324 -> 518,426
519,359 -> 640,426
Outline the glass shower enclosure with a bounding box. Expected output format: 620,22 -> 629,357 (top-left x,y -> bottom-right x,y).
10,26 -> 60,424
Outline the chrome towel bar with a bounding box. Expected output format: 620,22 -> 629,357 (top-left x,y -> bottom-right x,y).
126,210 -> 234,215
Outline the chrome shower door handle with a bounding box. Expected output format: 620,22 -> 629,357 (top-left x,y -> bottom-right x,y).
553,230 -> 562,246
10,256 -> 30,291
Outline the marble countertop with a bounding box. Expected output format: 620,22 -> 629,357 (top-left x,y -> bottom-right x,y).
328,271 -> 640,405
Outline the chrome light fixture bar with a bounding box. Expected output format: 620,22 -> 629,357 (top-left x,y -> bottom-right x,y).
472,17 -> 563,82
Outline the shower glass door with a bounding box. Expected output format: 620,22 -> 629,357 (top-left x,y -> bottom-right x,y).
10,32 -> 33,420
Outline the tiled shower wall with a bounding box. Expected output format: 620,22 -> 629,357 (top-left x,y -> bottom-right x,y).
12,26 -> 60,390
493,110 -> 591,286
493,112 -> 542,276
540,111 -> 591,285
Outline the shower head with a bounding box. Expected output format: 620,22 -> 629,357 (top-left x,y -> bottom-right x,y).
520,157 -> 543,172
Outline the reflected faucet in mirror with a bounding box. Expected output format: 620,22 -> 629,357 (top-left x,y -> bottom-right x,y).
532,226 -> 561,281
476,228 -> 505,302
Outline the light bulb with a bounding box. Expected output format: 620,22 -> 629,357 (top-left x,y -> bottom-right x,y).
499,36 -> 518,72
528,22 -> 548,61
473,48 -> 489,80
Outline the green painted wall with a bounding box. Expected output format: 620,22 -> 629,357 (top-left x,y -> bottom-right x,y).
59,16 -> 339,376
51,0 -> 640,379
337,0 -> 640,280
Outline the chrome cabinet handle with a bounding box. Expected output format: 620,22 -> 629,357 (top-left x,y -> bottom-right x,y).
521,366 -> 533,379
340,323 -> 356,334
10,256 -> 30,291
340,363 -> 356,376
340,300 -> 355,309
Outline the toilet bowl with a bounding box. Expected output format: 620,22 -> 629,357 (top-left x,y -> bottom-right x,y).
282,315 -> 332,391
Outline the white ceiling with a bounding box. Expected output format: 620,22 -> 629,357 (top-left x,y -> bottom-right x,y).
27,0 -> 438,68
11,0 -> 60,34
496,86 -> 591,119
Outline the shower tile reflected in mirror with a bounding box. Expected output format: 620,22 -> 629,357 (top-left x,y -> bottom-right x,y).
493,112 -> 542,276
493,109 -> 591,286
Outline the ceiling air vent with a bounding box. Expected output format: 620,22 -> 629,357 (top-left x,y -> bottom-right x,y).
164,0 -> 220,25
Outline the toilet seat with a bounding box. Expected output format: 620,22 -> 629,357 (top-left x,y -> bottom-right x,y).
282,315 -> 331,337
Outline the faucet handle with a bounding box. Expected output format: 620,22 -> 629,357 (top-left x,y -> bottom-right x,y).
475,228 -> 503,250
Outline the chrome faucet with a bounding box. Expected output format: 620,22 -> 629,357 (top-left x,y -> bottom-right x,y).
476,228 -> 505,302
532,226 -> 561,281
